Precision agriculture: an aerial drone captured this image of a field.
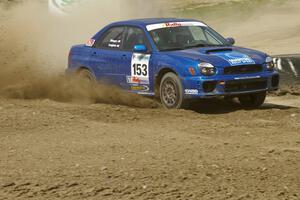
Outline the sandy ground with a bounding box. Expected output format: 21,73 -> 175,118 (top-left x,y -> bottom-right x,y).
0,0 -> 300,200
0,96 -> 300,200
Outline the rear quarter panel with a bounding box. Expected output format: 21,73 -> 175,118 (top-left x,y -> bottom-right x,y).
68,45 -> 97,76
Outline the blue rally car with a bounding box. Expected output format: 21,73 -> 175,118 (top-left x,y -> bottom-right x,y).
67,18 -> 279,109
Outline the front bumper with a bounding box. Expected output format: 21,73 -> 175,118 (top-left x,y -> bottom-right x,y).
182,71 -> 279,98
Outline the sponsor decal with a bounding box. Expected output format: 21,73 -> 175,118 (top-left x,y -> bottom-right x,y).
228,57 -> 255,66
131,85 -> 150,92
85,38 -> 95,47
146,21 -> 207,31
185,89 -> 199,95
165,22 -> 182,28
110,39 -> 121,43
137,92 -> 155,95
234,76 -> 261,80
108,44 -> 120,48
214,52 -> 255,66
126,76 -> 149,85
108,39 -> 121,48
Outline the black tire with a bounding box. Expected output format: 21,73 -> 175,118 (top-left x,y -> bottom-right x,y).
78,68 -> 95,81
238,91 -> 267,108
159,72 -> 187,109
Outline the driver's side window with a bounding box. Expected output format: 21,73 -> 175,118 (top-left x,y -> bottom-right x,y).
123,27 -> 148,51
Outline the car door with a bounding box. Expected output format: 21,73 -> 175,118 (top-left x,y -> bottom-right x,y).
118,26 -> 154,94
91,26 -> 126,84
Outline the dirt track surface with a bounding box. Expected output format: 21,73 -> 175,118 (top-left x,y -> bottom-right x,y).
1,97 -> 300,200
1,1 -> 300,199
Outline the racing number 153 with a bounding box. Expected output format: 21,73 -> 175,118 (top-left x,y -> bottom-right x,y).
132,63 -> 148,76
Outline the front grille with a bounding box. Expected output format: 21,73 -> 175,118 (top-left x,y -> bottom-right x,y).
224,65 -> 263,75
203,81 -> 217,93
225,78 -> 268,93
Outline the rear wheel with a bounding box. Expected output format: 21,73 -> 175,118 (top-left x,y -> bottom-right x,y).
238,91 -> 267,108
78,68 -> 95,81
159,72 -> 187,109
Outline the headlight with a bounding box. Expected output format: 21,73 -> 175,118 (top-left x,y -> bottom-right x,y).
198,62 -> 216,76
266,56 -> 275,71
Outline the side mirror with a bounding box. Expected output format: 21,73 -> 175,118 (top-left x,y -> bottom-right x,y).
133,44 -> 147,53
226,37 -> 235,46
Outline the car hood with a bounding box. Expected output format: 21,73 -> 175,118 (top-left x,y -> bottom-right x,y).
163,46 -> 267,67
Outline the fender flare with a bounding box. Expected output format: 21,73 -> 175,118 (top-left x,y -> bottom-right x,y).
154,67 -> 179,97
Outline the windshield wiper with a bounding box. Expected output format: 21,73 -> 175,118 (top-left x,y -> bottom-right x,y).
160,47 -> 186,52
206,44 -> 227,47
185,44 -> 226,49
159,44 -> 226,52
160,44 -> 209,51
184,44 -> 208,48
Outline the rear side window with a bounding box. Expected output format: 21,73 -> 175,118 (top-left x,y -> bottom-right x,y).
95,26 -> 125,50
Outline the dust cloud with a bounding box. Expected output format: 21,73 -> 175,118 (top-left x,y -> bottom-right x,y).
0,0 -> 165,107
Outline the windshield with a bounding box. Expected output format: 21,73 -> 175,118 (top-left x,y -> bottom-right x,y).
149,25 -> 228,51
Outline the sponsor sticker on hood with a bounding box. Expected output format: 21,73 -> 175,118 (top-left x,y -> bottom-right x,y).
214,51 -> 256,66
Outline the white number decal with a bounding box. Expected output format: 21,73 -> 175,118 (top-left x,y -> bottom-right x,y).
131,53 -> 151,80
132,63 -> 148,76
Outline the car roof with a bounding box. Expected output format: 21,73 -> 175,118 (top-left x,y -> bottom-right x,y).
109,18 -> 202,27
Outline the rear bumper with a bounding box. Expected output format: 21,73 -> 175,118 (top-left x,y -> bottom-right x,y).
182,71 -> 279,98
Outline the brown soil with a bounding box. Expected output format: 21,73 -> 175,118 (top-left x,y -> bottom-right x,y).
0,1 -> 300,200
1,97 -> 300,200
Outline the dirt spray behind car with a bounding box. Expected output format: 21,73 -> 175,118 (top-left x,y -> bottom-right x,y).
0,0 -> 165,106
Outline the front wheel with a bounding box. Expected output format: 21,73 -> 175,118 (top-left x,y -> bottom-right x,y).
159,72 -> 187,109
238,91 -> 267,108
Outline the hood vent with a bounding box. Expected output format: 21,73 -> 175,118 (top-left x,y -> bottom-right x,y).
205,48 -> 233,54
